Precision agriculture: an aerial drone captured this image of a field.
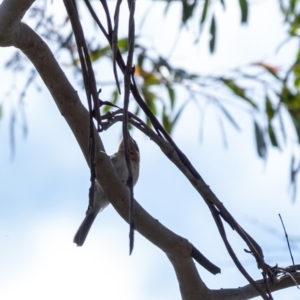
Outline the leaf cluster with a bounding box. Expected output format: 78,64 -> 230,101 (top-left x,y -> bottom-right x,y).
2,0 -> 300,199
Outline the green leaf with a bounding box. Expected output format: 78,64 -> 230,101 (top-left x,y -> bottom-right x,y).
137,51 -> 145,67
117,37 -> 129,51
172,99 -> 189,128
173,68 -> 189,81
219,0 -> 225,10
146,117 -> 152,128
217,102 -> 241,131
252,62 -> 280,80
290,114 -> 300,142
239,0 -> 248,24
134,106 -> 140,117
289,154 -> 300,202
142,87 -> 157,115
182,0 -> 197,23
158,56 -> 172,72
291,155 -> 295,183
200,0 -> 210,25
166,85 -> 175,108
89,45 -> 111,62
221,78 -> 257,108
209,15 -> 216,53
143,72 -> 161,86
268,122 -> 279,147
0,104 -> 2,120
294,75 -> 300,88
289,0 -> 296,14
265,95 -> 275,120
254,121 -> 267,158
164,0 -> 173,15
188,74 -> 199,80
280,86 -> 295,104
162,106 -> 172,133
88,38 -> 129,64
218,115 -> 228,148
278,107 -> 287,144
112,89 -> 119,103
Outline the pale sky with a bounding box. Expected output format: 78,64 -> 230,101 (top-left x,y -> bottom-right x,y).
0,1 -> 300,299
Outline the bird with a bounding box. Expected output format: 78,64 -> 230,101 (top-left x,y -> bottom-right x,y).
73,137 -> 140,246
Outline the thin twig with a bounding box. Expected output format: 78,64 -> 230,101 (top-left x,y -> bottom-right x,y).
64,0 -> 100,213
123,0 -> 136,255
99,0 -> 113,34
279,213 -> 295,265
113,0 -> 122,94
78,3 -> 273,297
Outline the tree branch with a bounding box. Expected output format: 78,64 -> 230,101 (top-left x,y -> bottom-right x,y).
0,3 -> 214,299
0,0 -> 35,46
101,110 -> 300,300
210,271 -> 300,300
1,1 -> 298,299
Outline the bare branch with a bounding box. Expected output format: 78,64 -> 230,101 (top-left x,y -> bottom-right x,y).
1,2 -> 298,299
210,270 -> 300,300
0,5 -> 215,299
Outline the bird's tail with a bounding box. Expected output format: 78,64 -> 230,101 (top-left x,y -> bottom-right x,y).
73,211 -> 98,246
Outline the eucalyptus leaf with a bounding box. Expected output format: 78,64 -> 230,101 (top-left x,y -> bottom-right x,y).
254,121 -> 267,158
217,102 -> 241,131
209,15 -> 216,53
239,0 -> 248,24
268,122 -> 279,147
166,85 -> 175,108
200,0 -> 210,25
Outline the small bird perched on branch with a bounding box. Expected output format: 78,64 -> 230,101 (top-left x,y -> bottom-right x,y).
74,137 -> 140,246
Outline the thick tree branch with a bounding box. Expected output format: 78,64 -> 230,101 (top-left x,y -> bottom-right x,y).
82,3 -> 272,295
0,0 -> 34,47
210,271 -> 300,300
1,1 -> 298,300
102,111 -> 300,299
0,2 -> 213,299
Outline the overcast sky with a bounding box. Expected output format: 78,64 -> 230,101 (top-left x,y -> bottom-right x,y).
1,1 -> 300,299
